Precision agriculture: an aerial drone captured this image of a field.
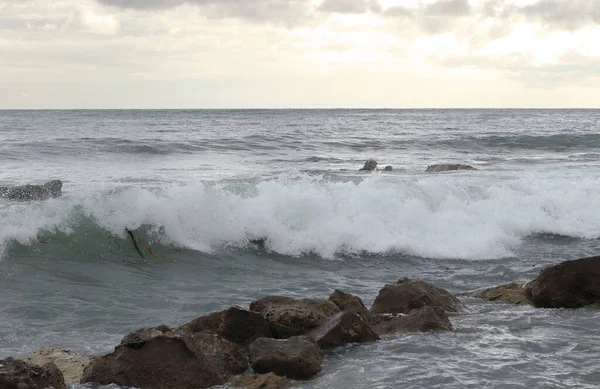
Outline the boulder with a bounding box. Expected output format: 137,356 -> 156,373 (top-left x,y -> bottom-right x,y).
359,160 -> 378,171
0,180 -> 62,201
178,306 -> 271,347
369,306 -> 453,336
249,336 -> 323,380
229,373 -> 293,389
81,325 -> 247,389
370,278 -> 463,315
0,358 -> 66,389
250,296 -> 340,338
383,165 -> 393,171
308,311 -> 379,349
469,283 -> 530,305
425,164 -> 477,173
328,289 -> 370,321
25,347 -> 93,384
525,255 -> 600,308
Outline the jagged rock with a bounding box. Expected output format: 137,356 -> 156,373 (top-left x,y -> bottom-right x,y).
0,180 -> 62,201
0,358 -> 66,389
359,160 -> 378,171
328,289 -> 370,321
178,306 -> 271,347
25,347 -> 93,384
370,278 -> 463,315
425,164 -> 477,173
250,296 -> 340,338
229,373 -> 293,389
469,283 -> 530,305
525,255 -> 600,308
369,306 -> 453,336
81,325 -> 247,389
248,337 -> 323,380
308,311 -> 379,349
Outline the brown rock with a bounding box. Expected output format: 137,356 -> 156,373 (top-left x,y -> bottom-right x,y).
250,296 -> 340,338
81,325 -> 247,389
525,255 -> 600,308
178,306 -> 271,347
248,336 -> 323,380
229,373 -> 293,389
25,347 -> 93,384
370,278 -> 463,315
308,311 -> 379,349
328,289 -> 370,321
425,164 -> 477,173
370,306 -> 453,336
0,358 -> 66,389
469,283 -> 530,305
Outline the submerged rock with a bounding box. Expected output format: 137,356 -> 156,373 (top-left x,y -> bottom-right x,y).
369,306 -> 453,336
525,255 -> 600,308
328,289 -> 370,321
0,180 -> 62,201
178,306 -> 271,347
370,278 -> 463,315
249,336 -> 323,380
250,296 -> 340,338
81,325 -> 247,389
0,358 -> 66,389
359,160 -> 378,171
383,165 -> 393,171
469,283 -> 530,305
425,164 -> 477,173
308,311 -> 379,349
229,373 -> 294,389
25,347 -> 93,385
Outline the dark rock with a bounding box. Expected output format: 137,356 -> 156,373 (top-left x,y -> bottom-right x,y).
308,311 -> 379,349
0,180 -> 62,201
370,278 -> 463,315
178,306 -> 271,347
81,325 -> 247,389
229,373 -> 293,389
248,336 -> 323,380
359,160 -> 378,171
250,296 -> 340,338
0,357 -> 66,389
425,164 -> 477,173
25,347 -> 94,385
383,165 -> 393,171
369,306 -> 453,336
525,255 -> 600,308
328,289 -> 370,321
469,283 -> 530,305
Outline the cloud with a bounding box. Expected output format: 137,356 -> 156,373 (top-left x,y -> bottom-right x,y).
318,0 -> 381,14
520,0 -> 600,31
423,0 -> 470,17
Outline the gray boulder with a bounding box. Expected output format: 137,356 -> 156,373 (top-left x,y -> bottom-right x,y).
249,336 -> 323,380
359,160 -> 378,171
370,306 -> 453,336
328,289 -> 370,321
308,311 -> 379,349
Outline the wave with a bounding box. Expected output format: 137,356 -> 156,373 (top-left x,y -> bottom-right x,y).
2,172 -> 600,261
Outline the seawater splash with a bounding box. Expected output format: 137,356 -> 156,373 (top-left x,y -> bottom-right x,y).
2,172 -> 600,260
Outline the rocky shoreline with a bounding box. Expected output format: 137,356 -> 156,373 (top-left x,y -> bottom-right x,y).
2,255 -> 598,389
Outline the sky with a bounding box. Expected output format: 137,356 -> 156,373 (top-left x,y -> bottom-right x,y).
1,0 -> 599,108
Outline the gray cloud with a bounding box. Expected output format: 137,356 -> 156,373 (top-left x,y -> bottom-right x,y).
318,0 -> 369,14
520,0 -> 600,30
423,0 -> 470,17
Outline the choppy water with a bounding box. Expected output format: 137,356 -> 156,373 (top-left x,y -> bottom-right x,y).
1,109 -> 600,388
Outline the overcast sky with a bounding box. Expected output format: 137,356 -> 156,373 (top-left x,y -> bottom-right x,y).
1,0 -> 599,108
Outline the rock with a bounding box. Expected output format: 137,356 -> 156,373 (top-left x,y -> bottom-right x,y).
359,160 -> 378,171
81,325 -> 247,389
328,289 -> 370,321
425,164 -> 477,173
525,255 -> 600,308
229,373 -> 293,389
308,311 -> 379,349
25,347 -> 93,385
250,296 -> 340,338
469,283 -> 530,305
370,278 -> 463,315
383,165 -> 393,171
369,306 -> 453,336
248,336 -> 323,380
178,306 -> 271,347
0,358 -> 66,389
0,180 -> 62,201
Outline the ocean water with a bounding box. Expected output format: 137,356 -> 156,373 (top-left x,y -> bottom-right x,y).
1,109 -> 600,388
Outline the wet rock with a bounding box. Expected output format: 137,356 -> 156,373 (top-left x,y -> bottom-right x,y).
0,357 -> 66,389
525,255 -> 600,308
370,278 -> 463,315
383,165 -> 393,171
249,336 -> 323,380
425,164 -> 477,173
229,373 -> 294,389
469,283 -> 530,305
250,296 -> 340,338
178,306 -> 271,347
25,347 -> 94,385
328,289 -> 370,321
359,160 -> 378,171
308,311 -> 379,349
81,325 -> 247,389
0,180 -> 62,201
370,306 -> 453,336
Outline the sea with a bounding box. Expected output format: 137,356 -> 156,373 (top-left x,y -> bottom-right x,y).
1,109 -> 600,389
